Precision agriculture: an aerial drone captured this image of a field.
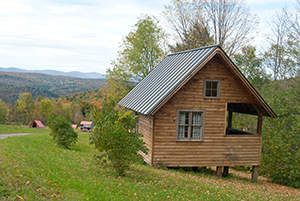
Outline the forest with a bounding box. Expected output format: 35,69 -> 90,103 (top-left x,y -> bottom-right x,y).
0,71 -> 106,104
0,0 -> 299,189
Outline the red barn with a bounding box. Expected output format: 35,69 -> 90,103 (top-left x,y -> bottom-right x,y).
29,120 -> 45,129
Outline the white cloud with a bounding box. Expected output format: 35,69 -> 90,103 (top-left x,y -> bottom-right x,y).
0,0 -> 295,73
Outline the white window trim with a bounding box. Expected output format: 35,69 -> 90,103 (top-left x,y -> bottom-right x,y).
176,109 -> 205,142
203,79 -> 221,99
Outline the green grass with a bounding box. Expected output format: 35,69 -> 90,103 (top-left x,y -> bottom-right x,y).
0,132 -> 299,200
0,124 -> 49,134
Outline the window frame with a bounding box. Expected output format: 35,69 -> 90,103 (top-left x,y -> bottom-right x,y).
176,109 -> 205,142
203,79 -> 221,99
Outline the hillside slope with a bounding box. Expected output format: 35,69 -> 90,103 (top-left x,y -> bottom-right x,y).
0,71 -> 106,104
0,131 -> 299,200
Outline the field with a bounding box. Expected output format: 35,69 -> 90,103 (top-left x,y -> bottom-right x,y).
0,124 -> 49,134
0,126 -> 299,200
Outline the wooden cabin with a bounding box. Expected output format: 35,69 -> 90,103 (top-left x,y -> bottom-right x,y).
79,121 -> 94,132
29,120 -> 45,129
118,45 -> 276,181
71,124 -> 78,129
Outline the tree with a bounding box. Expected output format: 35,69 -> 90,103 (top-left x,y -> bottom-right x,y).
72,102 -> 84,124
40,98 -> 53,124
52,98 -> 63,116
90,98 -> 147,177
14,93 -> 35,124
263,8 -> 294,80
164,0 -> 258,55
234,45 -> 268,90
0,98 -> 7,124
105,14 -> 167,101
32,102 -> 41,121
36,95 -> 44,102
48,115 -> 78,149
164,0 -> 214,52
260,80 -> 300,188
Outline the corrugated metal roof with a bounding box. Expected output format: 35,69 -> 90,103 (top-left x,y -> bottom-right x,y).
118,44 -> 276,117
118,45 -> 219,115
34,120 -> 45,128
80,121 -> 93,125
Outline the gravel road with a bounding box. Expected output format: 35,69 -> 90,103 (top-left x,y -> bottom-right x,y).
0,133 -> 34,139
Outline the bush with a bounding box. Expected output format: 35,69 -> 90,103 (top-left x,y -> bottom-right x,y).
48,115 -> 78,149
260,81 -> 300,188
261,115 -> 300,188
90,98 -> 147,177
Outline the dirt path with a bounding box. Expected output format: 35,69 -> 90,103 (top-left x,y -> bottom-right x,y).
0,133 -> 34,139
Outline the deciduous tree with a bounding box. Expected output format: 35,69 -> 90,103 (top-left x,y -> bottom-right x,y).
105,14 -> 167,101
234,45 -> 268,90
0,98 -> 7,124
90,98 -> 147,177
14,93 -> 35,124
40,98 -> 53,124
164,0 -> 258,55
263,8 -> 294,80
164,0 -> 214,52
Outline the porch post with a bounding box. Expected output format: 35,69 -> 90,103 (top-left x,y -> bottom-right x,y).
257,114 -> 262,135
252,166 -> 259,182
227,111 -> 233,134
216,166 -> 223,178
223,166 -> 229,177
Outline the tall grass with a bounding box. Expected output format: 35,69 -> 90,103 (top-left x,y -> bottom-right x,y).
0,132 -> 299,200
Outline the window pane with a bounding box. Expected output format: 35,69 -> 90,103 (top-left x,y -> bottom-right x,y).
212,82 -> 218,90
178,126 -> 189,138
179,112 -> 189,124
206,89 -> 211,96
192,126 -> 200,138
192,113 -> 201,125
185,113 -> 189,124
212,89 -> 217,97
206,81 -> 211,88
184,126 -> 189,138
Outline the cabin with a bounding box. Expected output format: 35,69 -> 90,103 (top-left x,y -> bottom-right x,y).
71,124 -> 78,129
29,120 -> 45,129
118,45 -> 276,181
79,121 -> 94,132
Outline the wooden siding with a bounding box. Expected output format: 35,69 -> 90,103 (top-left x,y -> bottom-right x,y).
152,55 -> 261,167
139,113 -> 154,165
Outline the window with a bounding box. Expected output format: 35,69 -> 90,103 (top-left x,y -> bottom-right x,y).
176,110 -> 205,141
204,79 -> 220,99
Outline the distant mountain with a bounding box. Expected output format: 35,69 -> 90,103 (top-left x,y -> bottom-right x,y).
0,67 -> 106,79
0,71 -> 106,104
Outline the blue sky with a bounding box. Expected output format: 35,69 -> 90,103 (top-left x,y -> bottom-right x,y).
0,0 -> 296,74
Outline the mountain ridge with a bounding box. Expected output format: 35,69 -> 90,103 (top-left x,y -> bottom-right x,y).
0,67 -> 106,79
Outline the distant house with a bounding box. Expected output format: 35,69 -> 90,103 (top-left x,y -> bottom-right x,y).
29,120 -> 45,129
79,121 -> 94,132
118,45 -> 276,181
71,124 -> 78,129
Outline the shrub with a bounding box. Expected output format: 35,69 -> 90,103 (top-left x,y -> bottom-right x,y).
90,98 -> 147,177
48,115 -> 78,149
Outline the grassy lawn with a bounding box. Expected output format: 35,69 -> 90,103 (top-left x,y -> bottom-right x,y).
0,131 -> 299,200
0,124 -> 49,134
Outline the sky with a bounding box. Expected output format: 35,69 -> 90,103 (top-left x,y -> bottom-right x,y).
0,0 -> 297,74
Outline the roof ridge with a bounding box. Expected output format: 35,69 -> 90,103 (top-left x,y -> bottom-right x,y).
168,44 -> 220,56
